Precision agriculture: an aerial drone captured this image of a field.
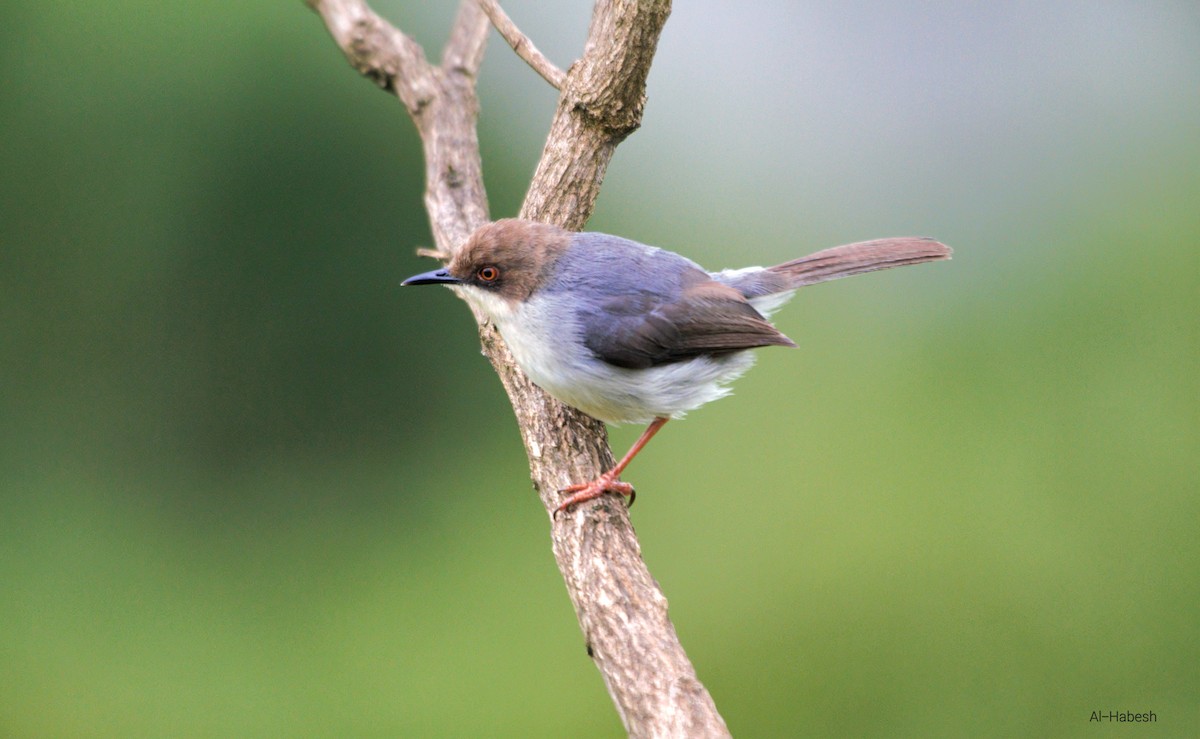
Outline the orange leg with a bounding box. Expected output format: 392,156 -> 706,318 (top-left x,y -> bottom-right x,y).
555,417 -> 669,516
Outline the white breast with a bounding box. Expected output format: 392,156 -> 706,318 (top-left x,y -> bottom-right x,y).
462,287 -> 757,425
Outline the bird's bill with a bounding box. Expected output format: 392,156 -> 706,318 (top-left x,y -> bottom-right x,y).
401,268 -> 462,286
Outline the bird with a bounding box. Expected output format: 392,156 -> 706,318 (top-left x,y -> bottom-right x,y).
403,219 -> 951,514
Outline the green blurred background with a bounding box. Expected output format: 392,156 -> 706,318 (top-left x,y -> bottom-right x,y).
2,1 -> 1197,736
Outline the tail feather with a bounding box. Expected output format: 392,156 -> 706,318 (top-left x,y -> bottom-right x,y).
769,237 -> 952,289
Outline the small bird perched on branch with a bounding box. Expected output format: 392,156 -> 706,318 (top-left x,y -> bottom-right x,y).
403,219 -> 951,514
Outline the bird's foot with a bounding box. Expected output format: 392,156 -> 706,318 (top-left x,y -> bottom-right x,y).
554,471 -> 636,517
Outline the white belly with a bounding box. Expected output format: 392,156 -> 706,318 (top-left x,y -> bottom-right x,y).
470,288 -> 757,425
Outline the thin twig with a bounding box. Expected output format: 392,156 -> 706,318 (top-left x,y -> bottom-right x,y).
475,0 -> 567,89
415,247 -> 451,260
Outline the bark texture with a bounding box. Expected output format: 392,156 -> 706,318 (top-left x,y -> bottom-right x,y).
308,2 -> 729,736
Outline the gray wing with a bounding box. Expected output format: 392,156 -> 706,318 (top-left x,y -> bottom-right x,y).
581,279 -> 796,370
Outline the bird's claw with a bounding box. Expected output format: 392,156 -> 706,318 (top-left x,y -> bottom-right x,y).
553,473 -> 636,518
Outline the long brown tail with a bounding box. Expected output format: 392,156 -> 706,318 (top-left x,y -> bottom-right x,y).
769,237 -> 952,289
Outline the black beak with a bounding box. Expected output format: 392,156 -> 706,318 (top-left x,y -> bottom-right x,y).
401,268 -> 462,286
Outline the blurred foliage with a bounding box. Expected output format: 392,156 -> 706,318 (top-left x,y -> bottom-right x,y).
2,1 -> 1198,737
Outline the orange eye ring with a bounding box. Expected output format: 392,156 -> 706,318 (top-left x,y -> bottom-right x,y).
477,266 -> 500,282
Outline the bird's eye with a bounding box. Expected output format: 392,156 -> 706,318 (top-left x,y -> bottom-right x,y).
477,266 -> 500,283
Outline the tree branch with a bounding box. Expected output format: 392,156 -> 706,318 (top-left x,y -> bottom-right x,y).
521,0 -> 671,225
442,0 -> 490,77
309,1 -> 729,736
305,0 -> 434,113
308,0 -> 489,251
476,0 -> 567,90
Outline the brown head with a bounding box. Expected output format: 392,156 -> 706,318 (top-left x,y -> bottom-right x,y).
401,219 -> 573,305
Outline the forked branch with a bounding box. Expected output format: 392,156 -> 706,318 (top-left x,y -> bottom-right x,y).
308,1 -> 728,736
